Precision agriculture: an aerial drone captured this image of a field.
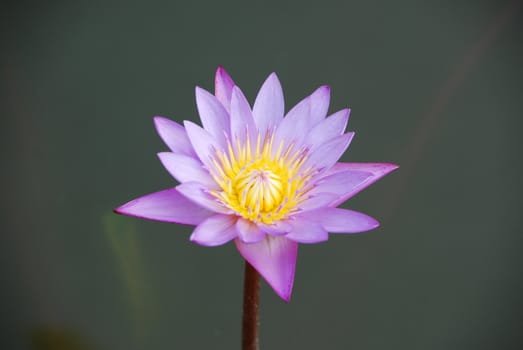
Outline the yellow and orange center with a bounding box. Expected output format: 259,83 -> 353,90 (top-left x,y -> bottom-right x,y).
210,133 -> 313,224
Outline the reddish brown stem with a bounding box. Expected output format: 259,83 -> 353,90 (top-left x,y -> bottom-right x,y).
242,261 -> 260,350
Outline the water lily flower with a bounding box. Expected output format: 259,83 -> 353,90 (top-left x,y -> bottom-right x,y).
115,67 -> 398,301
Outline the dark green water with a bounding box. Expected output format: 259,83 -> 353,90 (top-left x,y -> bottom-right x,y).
2,1 -> 522,349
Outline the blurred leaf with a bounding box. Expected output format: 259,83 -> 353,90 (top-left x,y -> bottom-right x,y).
30,327 -> 95,350
102,214 -> 157,342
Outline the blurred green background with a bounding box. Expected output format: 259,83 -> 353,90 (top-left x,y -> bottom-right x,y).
2,0 -> 522,349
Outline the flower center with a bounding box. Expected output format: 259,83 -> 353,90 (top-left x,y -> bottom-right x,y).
209,132 -> 313,224
235,167 -> 283,212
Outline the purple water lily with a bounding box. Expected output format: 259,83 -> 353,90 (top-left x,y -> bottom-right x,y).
115,67 -> 398,301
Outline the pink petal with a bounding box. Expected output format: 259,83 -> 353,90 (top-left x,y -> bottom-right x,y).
258,221 -> 292,236
236,218 -> 267,243
235,236 -> 298,302
195,87 -> 230,147
327,162 -> 399,176
299,207 -> 380,233
176,181 -> 230,214
153,116 -> 197,157
273,93 -> 312,148
230,86 -> 257,146
274,86 -> 332,149
190,214 -> 238,246
309,170 -> 373,202
252,73 -> 284,134
297,192 -> 339,212
214,66 -> 235,112
286,218 -> 328,243
304,109 -> 350,150
304,132 -> 355,172
183,120 -> 220,168
324,163 -> 399,206
157,152 -> 218,189
309,85 -> 331,125
114,188 -> 213,225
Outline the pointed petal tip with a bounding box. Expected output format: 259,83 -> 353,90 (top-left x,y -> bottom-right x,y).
215,67 -> 235,107
216,65 -> 233,78
387,163 -> 400,171
113,203 -> 143,218
183,119 -> 199,130
113,206 -> 124,215
368,218 -> 381,231
194,85 -> 205,95
374,162 -> 400,175
264,72 -> 282,86
215,65 -> 235,81
112,200 -> 134,216
352,214 -> 380,233
188,234 -> 199,244
347,131 -> 356,146
277,287 -> 292,303
153,115 -> 171,129
156,151 -> 169,159
253,72 -> 285,133
153,115 -> 166,123
264,268 -> 294,302
235,236 -> 297,302
195,86 -> 217,101
334,108 -> 351,120
342,108 -> 351,122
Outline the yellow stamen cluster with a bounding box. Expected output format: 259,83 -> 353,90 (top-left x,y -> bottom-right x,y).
210,132 -> 312,224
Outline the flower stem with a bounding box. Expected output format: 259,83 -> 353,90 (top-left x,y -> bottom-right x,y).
242,261 -> 260,350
